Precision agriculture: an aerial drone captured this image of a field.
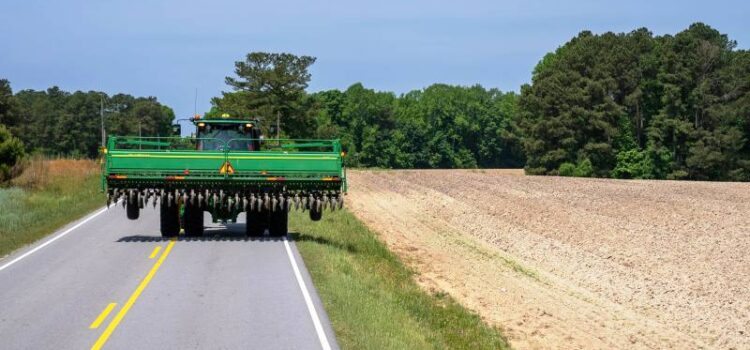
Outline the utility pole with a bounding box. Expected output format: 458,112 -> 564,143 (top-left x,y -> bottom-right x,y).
100,94 -> 106,147
276,110 -> 281,139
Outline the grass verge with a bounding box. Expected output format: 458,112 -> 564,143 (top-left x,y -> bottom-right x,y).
289,209 -> 510,350
0,158 -> 105,258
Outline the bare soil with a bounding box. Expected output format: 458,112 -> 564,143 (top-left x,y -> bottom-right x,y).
346,169 -> 750,349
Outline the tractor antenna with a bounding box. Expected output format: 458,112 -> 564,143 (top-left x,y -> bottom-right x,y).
194,88 -> 198,116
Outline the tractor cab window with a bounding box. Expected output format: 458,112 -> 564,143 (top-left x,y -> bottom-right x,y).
197,124 -> 260,151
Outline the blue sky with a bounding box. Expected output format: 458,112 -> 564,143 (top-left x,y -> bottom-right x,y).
1,0 -> 748,120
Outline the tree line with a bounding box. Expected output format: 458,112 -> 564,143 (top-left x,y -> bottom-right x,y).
211,53 -> 524,169
211,23 -> 749,179
520,23 -> 750,180
2,22 -> 748,181
0,81 -> 175,159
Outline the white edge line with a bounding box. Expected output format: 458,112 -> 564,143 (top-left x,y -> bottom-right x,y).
283,236 -> 333,350
0,201 -> 117,272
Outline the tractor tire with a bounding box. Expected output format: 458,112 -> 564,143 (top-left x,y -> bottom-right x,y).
246,208 -> 269,237
183,202 -> 204,237
160,201 -> 180,238
269,208 -> 288,237
309,205 -> 322,221
126,192 -> 140,220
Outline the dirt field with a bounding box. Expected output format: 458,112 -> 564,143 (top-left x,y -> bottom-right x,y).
346,169 -> 750,349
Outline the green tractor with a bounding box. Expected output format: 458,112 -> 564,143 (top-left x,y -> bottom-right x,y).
102,116 -> 346,238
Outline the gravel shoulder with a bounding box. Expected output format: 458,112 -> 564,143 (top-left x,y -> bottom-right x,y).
346,169 -> 750,349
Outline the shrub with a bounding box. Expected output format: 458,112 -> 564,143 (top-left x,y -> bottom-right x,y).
612,149 -> 655,179
574,158 -> 594,177
0,124 -> 25,182
558,162 -> 576,176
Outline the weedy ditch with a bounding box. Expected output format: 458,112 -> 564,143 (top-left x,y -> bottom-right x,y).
290,209 -> 509,350
0,158 -> 104,258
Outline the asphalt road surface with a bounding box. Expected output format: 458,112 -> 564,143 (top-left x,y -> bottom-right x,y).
0,203 -> 339,350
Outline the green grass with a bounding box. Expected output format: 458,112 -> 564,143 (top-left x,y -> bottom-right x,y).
0,159 -> 105,258
289,209 -> 510,350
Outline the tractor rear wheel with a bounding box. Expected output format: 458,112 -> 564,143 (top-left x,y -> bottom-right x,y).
183,202 -> 204,237
160,201 -> 180,238
246,209 -> 269,237
126,192 -> 140,220
269,209 -> 288,237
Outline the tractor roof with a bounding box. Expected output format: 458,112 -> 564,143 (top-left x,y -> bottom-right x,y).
192,118 -> 259,125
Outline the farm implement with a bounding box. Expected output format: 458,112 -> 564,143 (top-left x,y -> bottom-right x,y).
101,116 -> 346,237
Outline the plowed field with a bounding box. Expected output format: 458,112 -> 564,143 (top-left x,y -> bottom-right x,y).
347,169 -> 750,349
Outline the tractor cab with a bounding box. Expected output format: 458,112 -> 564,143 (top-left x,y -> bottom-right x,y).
193,115 -> 261,151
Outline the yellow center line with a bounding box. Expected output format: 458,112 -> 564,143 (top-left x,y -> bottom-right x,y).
89,303 -> 117,329
91,239 -> 176,350
148,246 -> 162,259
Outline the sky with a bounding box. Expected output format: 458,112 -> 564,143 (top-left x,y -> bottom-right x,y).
1,0 -> 748,122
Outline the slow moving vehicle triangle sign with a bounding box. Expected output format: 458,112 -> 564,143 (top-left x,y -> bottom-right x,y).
219,161 -> 235,175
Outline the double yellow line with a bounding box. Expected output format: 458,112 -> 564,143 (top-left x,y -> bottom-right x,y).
89,239 -> 176,350
88,303 -> 116,329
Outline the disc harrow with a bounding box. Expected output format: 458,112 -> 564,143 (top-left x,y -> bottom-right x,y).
107,188 -> 344,212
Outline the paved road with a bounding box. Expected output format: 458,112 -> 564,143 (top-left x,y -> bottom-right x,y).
0,204 -> 339,350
